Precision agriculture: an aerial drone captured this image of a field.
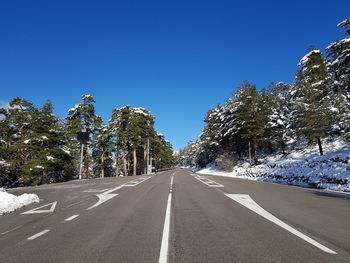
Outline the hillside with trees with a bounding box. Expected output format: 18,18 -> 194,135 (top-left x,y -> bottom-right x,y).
177,19 -> 350,191
0,95 -> 174,188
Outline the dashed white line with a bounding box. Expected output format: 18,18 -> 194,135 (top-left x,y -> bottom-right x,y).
158,175 -> 173,263
27,229 -> 51,240
64,215 -> 79,222
1,225 -> 23,236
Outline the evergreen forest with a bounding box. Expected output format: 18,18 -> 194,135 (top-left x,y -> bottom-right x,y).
177,19 -> 350,169
0,95 -> 174,187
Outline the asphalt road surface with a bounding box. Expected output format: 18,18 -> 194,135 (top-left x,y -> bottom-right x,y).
1,169 -> 349,262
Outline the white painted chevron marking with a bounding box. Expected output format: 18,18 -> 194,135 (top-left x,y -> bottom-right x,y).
21,201 -> 57,215
87,177 -> 151,210
225,194 -> 337,254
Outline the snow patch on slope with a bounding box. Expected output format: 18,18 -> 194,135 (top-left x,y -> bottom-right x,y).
196,140 -> 350,193
0,188 -> 39,215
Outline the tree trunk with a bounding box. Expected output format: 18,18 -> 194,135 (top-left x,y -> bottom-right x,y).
126,155 -> 130,175
143,146 -> 147,174
122,150 -> 128,176
115,152 -> 119,177
317,137 -> 323,156
83,144 -> 89,178
268,141 -> 273,154
100,152 -> 105,178
133,148 -> 137,176
82,124 -> 89,179
252,136 -> 258,164
280,140 -> 286,155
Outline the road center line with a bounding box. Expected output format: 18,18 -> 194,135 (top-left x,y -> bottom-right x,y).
27,229 -> 51,240
64,215 -> 79,222
158,175 -> 173,263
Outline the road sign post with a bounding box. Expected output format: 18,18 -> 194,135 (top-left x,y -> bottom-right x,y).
77,132 -> 89,179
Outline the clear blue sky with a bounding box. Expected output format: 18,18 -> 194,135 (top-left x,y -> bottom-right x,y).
0,1 -> 349,150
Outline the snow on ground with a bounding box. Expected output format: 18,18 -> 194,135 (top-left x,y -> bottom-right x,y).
0,188 -> 39,215
196,139 -> 350,193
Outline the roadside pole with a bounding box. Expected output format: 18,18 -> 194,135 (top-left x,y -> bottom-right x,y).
77,131 -> 90,179
79,142 -> 84,180
147,137 -> 151,174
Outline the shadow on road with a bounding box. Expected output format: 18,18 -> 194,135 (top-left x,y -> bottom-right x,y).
312,191 -> 350,201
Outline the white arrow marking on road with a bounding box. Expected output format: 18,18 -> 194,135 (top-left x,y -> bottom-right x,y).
225,194 -> 337,254
87,193 -> 118,210
21,201 -> 57,215
86,177 -> 152,210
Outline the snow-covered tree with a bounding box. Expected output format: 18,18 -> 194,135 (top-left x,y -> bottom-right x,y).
0,99 -> 74,186
91,116 -> 114,178
326,18 -> 350,138
327,19 -> 350,95
66,95 -> 99,178
234,81 -> 270,163
266,82 -> 294,154
110,106 -> 161,176
293,49 -> 331,155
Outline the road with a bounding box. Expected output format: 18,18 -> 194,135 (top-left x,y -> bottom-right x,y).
0,169 -> 349,262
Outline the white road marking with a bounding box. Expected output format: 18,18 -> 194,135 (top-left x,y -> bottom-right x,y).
87,176 -> 152,210
21,201 -> 57,215
27,229 -> 51,240
1,225 -> 23,236
225,194 -> 337,254
87,193 -> 119,210
158,176 -> 173,263
194,175 -> 224,187
83,188 -> 109,193
64,215 -> 79,222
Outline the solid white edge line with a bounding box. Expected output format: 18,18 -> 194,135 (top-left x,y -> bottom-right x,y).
225,194 -> 337,254
158,176 -> 173,263
27,229 -> 51,240
64,215 -> 79,222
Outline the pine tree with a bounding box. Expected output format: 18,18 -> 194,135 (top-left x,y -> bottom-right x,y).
66,95 -> 99,178
3,98 -> 37,185
198,105 -> 224,165
23,100 -> 74,184
234,82 -> 268,163
326,18 -> 350,138
151,133 -> 175,170
0,107 -> 18,187
91,116 -> 114,178
293,49 -> 330,155
265,82 -> 293,154
109,106 -> 132,176
127,108 -> 155,176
